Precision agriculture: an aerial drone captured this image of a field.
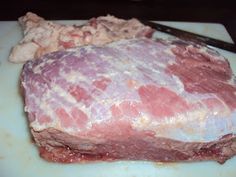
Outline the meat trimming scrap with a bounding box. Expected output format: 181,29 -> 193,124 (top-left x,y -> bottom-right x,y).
21,38 -> 236,163
9,12 -> 153,63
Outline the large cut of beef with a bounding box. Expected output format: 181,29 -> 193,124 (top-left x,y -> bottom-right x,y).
21,38 -> 236,163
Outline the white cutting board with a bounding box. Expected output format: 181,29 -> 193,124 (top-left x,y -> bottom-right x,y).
0,20 -> 236,177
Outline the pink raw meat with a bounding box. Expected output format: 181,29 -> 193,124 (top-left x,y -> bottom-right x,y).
21,38 -> 236,163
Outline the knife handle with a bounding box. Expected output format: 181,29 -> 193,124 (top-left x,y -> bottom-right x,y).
142,20 -> 236,53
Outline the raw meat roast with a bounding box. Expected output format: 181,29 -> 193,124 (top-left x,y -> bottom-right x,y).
21,38 -> 236,163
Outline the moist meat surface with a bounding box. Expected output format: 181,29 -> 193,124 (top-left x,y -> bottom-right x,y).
21,38 -> 236,163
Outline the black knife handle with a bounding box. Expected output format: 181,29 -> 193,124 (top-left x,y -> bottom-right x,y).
141,20 -> 236,53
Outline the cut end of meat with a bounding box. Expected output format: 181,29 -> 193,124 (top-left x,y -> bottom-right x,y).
33,128 -> 236,164
21,38 -> 236,163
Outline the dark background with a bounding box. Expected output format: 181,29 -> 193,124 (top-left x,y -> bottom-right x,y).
1,0 -> 236,42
